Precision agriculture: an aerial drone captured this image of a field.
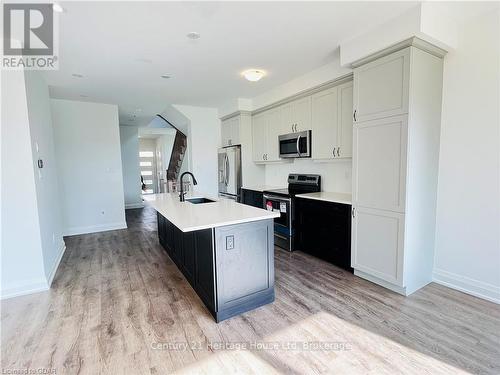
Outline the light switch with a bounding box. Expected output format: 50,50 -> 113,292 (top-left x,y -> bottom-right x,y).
226,235 -> 234,250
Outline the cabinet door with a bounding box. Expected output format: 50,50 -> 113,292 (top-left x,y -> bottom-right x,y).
292,96 -> 312,132
230,117 -> 240,146
352,115 -> 407,213
281,102 -> 294,133
266,108 -> 283,161
194,229 -> 215,312
337,81 -> 353,158
182,231 -> 196,285
221,120 -> 231,147
353,48 -> 410,123
252,113 -> 267,162
221,117 -> 240,147
351,206 -> 405,286
312,87 -> 338,159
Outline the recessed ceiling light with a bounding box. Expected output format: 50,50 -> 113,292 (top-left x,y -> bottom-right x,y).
242,69 -> 266,82
161,74 -> 171,79
186,32 -> 200,40
53,3 -> 64,13
72,73 -> 84,78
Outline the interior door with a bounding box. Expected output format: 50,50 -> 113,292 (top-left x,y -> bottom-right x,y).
353,48 -> 410,123
353,115 -> 407,213
351,206 -> 405,286
312,86 -> 338,159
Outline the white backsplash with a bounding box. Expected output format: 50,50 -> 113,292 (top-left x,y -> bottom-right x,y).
264,158 -> 352,193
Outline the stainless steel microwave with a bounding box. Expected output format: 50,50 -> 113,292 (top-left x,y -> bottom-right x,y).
279,130 -> 311,158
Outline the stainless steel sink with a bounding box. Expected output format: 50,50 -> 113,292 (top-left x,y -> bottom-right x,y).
186,197 -> 216,204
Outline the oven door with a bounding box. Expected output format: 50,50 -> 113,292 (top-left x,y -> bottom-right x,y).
263,194 -> 292,250
279,130 -> 311,158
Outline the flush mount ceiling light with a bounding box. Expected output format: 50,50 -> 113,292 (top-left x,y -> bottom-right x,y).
160,74 -> 171,79
186,32 -> 200,40
52,2 -> 64,13
242,69 -> 266,82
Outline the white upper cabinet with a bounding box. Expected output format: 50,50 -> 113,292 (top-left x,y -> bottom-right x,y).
221,116 -> 240,147
281,97 -> 311,133
352,115 -> 407,213
265,108 -> 283,162
353,48 -> 410,123
338,81 -> 353,158
252,113 -> 267,162
312,87 -> 339,159
311,80 -> 353,160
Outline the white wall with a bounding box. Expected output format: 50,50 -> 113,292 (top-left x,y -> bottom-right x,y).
1,69 -> 66,298
433,9 -> 500,303
1,69 -> 47,298
24,71 -> 65,284
119,125 -> 143,208
51,99 -> 126,235
173,105 -> 220,197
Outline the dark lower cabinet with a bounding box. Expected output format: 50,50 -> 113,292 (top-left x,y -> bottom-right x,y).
295,198 -> 353,272
241,188 -> 264,209
156,214 -> 216,315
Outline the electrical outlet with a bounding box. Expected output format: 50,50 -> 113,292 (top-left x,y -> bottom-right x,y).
226,235 -> 234,250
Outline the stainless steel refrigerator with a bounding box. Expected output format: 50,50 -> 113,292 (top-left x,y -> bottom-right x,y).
218,145 -> 242,201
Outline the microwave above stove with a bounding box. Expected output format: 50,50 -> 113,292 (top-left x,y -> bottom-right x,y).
279,130 -> 311,158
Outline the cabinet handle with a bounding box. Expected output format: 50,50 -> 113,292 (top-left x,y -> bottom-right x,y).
353,109 -> 357,122
352,207 -> 355,218
337,147 -> 340,157
333,147 -> 336,157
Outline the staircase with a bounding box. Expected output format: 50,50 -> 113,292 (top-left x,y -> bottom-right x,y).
167,130 -> 187,181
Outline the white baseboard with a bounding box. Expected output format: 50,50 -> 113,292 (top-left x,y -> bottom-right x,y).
47,240 -> 66,287
64,221 -> 127,236
1,278 -> 49,300
125,202 -> 144,209
433,268 -> 500,304
354,270 -> 408,295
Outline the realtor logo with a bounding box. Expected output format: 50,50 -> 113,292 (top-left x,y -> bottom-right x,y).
2,3 -> 59,69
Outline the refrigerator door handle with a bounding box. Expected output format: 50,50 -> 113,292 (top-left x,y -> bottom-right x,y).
225,154 -> 230,185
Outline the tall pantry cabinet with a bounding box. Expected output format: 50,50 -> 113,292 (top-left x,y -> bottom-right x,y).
351,39 -> 446,295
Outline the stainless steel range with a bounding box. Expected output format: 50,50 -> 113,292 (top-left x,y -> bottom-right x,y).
263,174 -> 321,251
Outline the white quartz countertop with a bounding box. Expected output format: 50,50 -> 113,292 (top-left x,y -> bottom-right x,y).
295,192 -> 352,205
241,185 -> 285,192
144,193 -> 279,232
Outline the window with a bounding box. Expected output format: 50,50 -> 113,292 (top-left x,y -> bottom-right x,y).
140,161 -> 152,167
139,151 -> 154,158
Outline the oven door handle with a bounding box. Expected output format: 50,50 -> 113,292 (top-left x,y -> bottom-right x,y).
263,194 -> 291,202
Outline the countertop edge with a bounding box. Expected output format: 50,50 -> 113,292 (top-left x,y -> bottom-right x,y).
295,192 -> 352,205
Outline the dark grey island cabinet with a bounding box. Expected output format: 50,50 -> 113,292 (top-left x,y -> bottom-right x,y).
294,198 -> 353,272
157,212 -> 274,322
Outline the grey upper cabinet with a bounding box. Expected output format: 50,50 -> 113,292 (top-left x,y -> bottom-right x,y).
221,116 -> 240,147
311,80 -> 353,160
353,48 -> 410,123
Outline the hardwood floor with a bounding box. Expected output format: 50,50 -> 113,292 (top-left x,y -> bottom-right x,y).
2,206 -> 499,374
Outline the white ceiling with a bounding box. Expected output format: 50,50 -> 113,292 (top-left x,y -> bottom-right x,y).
43,1 -> 421,126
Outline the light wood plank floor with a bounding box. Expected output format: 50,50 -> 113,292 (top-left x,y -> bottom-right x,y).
2,207 -> 499,374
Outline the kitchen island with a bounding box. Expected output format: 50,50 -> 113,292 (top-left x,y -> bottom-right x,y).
144,193 -> 279,322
